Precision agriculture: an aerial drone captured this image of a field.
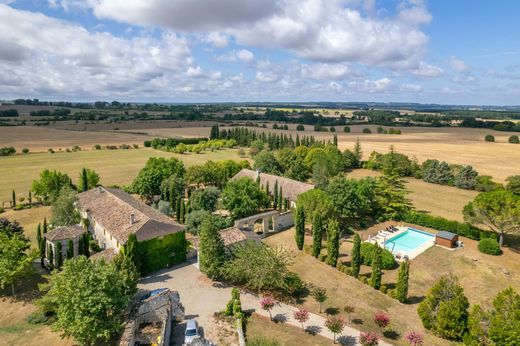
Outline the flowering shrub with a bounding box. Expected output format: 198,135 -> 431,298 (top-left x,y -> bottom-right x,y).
359,331 -> 379,346
293,308 -> 310,329
259,296 -> 276,320
404,331 -> 424,346
374,311 -> 390,330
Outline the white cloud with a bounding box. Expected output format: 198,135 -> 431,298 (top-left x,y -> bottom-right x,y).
327,81 -> 343,92
236,49 -> 254,62
256,71 -> 279,83
349,77 -> 392,93
450,56 -> 470,72
301,63 -> 352,80
400,83 -> 423,92
412,62 -> 443,77
202,32 -> 229,48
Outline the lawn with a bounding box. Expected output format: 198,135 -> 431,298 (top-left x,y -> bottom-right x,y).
263,227 -> 520,346
1,207 -> 52,249
0,147 -> 244,203
346,169 -> 477,222
246,313 -> 332,346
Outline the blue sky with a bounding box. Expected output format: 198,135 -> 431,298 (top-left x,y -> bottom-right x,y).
1,0 -> 519,105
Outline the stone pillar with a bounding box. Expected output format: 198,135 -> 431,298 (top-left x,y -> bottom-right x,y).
272,215 -> 279,232
263,218 -> 269,237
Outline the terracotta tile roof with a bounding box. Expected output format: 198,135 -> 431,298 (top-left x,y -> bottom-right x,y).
231,169 -> 314,202
191,227 -> 253,249
90,248 -> 117,262
77,187 -> 184,245
44,225 -> 85,242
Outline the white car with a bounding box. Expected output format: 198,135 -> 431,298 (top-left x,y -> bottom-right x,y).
184,319 -> 200,344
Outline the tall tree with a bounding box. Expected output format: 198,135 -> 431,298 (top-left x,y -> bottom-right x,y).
273,180 -> 279,210
351,233 -> 362,278
353,138 -> 362,167
82,233 -> 90,258
312,213 -> 323,258
11,189 -> 16,207
0,232 -> 34,296
47,244 -> 54,268
326,219 -> 340,267
370,243 -> 382,289
36,223 -> 45,267
51,186 -> 80,227
43,217 -> 48,234
31,169 -> 72,204
113,253 -> 139,298
80,168 -> 89,192
376,172 -> 413,220
395,260 -> 410,302
199,216 -> 226,279
505,175 -> 520,195
222,177 -> 269,219
131,157 -> 186,200
418,274 -> 469,340
42,257 -> 134,345
294,205 -> 305,250
278,186 -> 283,211
463,190 -> 520,247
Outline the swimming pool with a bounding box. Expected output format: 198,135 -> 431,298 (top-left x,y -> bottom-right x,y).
384,228 -> 435,256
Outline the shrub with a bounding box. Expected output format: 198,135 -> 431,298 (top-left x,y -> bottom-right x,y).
359,331 -> 379,346
404,331 -> 424,346
329,126 -> 336,132
343,126 -> 351,133
398,211 -> 498,241
509,135 -> 520,144
0,146 -> 16,156
22,148 -> 29,154
363,128 -> 372,134
360,242 -> 395,269
359,276 -> 368,284
379,285 -> 388,294
374,311 -> 390,330
48,148 -> 54,153
484,134 -> 495,142
478,238 -> 501,255
296,124 -> 305,131
318,253 -> 327,262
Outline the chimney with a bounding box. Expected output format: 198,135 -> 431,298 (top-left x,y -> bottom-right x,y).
130,212 -> 135,225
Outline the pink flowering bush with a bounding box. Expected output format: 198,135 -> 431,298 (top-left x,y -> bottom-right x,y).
293,308 -> 310,329
374,311 -> 390,330
259,296 -> 276,320
359,331 -> 379,346
404,331 -> 424,346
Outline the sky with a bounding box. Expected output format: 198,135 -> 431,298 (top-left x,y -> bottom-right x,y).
0,0 -> 519,105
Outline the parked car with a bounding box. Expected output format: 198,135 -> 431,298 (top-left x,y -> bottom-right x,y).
184,319 -> 200,344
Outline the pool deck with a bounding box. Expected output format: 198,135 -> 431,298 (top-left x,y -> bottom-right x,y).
367,227 -> 436,260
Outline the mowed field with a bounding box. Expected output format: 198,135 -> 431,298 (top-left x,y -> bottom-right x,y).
346,169 -> 477,221
0,147 -> 244,203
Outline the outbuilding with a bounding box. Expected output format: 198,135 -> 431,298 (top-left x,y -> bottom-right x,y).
435,231 -> 459,249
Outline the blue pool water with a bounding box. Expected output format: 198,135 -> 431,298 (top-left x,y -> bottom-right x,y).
384,228 -> 434,254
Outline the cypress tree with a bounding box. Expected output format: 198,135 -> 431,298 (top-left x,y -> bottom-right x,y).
199,216 -> 226,279
273,180 -> 278,210
351,233 -> 362,278
278,186 -> 283,211
326,219 -> 340,267
78,236 -> 84,256
36,223 -> 42,247
169,188 -> 176,217
312,213 -> 323,258
265,181 -> 270,195
36,223 -> 44,266
43,218 -> 48,234
176,197 -> 182,220
83,233 -> 90,258
180,200 -> 186,223
80,167 -> 88,192
66,239 -> 74,259
12,189 -> 16,207
56,242 -> 63,269
395,260 -> 410,302
296,134 -> 301,147
333,134 -> 338,147
370,243 -> 382,289
294,205 -> 305,250
124,233 -> 140,272
28,191 -> 32,206
47,244 -> 54,268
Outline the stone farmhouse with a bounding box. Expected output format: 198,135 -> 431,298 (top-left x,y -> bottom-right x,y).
231,168 -> 314,208
44,225 -> 85,267
77,186 -> 185,259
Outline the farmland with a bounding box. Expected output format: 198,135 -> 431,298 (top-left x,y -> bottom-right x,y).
0,147 -> 244,203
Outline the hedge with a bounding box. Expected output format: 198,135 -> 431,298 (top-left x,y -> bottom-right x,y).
360,243 -> 395,269
397,212 -> 498,241
138,231 -> 187,274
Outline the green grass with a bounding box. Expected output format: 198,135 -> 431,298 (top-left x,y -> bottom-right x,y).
0,147 -> 244,203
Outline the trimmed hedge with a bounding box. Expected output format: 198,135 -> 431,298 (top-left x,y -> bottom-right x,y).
398,212 -> 498,241
138,231 -> 187,274
360,243 -> 395,269
478,238 -> 501,255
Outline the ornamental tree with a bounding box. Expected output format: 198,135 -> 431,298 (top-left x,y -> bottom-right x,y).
463,189 -> 520,247
404,331 -> 424,346
325,316 -> 345,344
260,295 -> 276,321
344,305 -> 355,324
293,308 -> 310,329
359,331 -> 379,346
312,286 -> 328,313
